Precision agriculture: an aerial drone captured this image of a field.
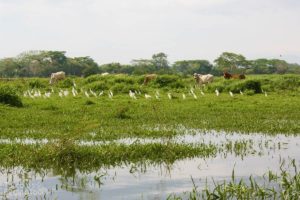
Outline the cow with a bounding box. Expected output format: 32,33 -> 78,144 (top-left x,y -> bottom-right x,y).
49,71 -> 65,84
193,73 -> 214,85
223,72 -> 246,80
143,74 -> 157,85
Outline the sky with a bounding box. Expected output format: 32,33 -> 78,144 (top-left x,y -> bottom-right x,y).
0,0 -> 300,65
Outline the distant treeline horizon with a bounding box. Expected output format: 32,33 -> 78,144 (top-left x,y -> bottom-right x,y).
0,50 -> 299,77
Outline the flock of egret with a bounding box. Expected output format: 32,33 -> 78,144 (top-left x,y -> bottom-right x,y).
23,87 -> 268,100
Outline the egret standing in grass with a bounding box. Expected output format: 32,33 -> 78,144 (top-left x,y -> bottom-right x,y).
215,89 -> 220,96
229,91 -> 234,97
200,90 -> 205,96
240,90 -> 244,95
108,90 -> 113,99
182,93 -> 186,100
155,91 -> 160,99
167,93 -> 172,100
129,90 -> 137,99
145,94 -> 152,99
85,91 -> 90,98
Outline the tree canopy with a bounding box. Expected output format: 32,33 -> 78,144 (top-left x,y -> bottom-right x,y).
0,51 -> 299,77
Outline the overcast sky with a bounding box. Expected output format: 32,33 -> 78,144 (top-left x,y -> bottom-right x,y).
0,0 -> 299,64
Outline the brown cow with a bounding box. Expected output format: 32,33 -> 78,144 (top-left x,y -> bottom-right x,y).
143,74 -> 157,85
223,72 -> 245,80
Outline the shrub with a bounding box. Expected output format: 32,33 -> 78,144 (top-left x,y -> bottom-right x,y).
155,75 -> 184,88
241,80 -> 262,93
29,79 -> 46,88
0,85 -> 23,107
87,81 -> 109,91
59,78 -> 74,88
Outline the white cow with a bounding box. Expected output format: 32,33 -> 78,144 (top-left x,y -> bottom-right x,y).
193,73 -> 214,85
49,71 -> 65,84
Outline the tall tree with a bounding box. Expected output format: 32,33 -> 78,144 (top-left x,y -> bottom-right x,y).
214,52 -> 248,72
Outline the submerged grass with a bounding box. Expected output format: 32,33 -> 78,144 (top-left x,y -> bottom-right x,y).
0,141 -> 217,175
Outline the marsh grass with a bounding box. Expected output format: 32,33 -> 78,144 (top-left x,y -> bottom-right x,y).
169,159 -> 300,200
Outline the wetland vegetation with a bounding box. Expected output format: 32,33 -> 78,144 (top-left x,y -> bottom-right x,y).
0,74 -> 299,199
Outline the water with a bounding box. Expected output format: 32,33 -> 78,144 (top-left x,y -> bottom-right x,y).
1,130 -> 300,199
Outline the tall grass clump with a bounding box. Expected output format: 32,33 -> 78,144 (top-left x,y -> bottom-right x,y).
29,79 -> 46,88
0,85 -> 23,107
154,75 -> 185,89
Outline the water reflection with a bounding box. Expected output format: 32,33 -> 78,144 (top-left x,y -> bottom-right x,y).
0,131 -> 300,199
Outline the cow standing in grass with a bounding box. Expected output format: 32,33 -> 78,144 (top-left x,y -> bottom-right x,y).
194,73 -> 214,86
49,71 -> 65,84
143,74 -> 157,85
223,72 -> 246,79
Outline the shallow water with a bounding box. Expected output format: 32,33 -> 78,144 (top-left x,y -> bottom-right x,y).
1,130 -> 300,199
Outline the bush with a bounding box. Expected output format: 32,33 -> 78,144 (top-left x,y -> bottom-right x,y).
87,81 -> 109,91
29,79 -> 46,88
59,78 -> 74,88
241,80 -> 262,93
154,75 -> 184,88
0,85 -> 23,107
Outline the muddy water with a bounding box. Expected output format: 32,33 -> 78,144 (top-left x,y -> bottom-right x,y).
0,131 -> 300,199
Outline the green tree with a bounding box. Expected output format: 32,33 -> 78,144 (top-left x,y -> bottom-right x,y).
214,52 -> 249,72
173,60 -> 212,75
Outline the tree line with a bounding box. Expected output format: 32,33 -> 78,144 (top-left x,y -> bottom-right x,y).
0,51 -> 299,77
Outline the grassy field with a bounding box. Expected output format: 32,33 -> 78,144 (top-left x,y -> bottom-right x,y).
0,74 -> 299,199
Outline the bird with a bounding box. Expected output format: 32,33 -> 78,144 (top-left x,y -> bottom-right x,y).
240,90 -> 244,95
264,91 -> 268,97
182,93 -> 186,100
98,91 -> 104,96
129,90 -> 137,99
167,93 -> 172,100
72,87 -> 77,96
200,90 -> 205,96
44,92 -> 51,98
145,94 -> 152,99
215,89 -> 220,96
229,91 -> 234,97
108,90 -> 113,99
90,89 -> 97,97
85,91 -> 90,98
193,93 -> 197,99
63,90 -> 69,97
155,91 -> 160,99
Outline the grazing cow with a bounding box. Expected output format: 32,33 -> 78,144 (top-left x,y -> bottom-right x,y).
49,71 -> 65,84
143,74 -> 157,85
193,73 -> 214,85
223,72 -> 246,80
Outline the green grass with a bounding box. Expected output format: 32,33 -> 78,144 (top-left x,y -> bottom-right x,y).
0,92 -> 299,140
